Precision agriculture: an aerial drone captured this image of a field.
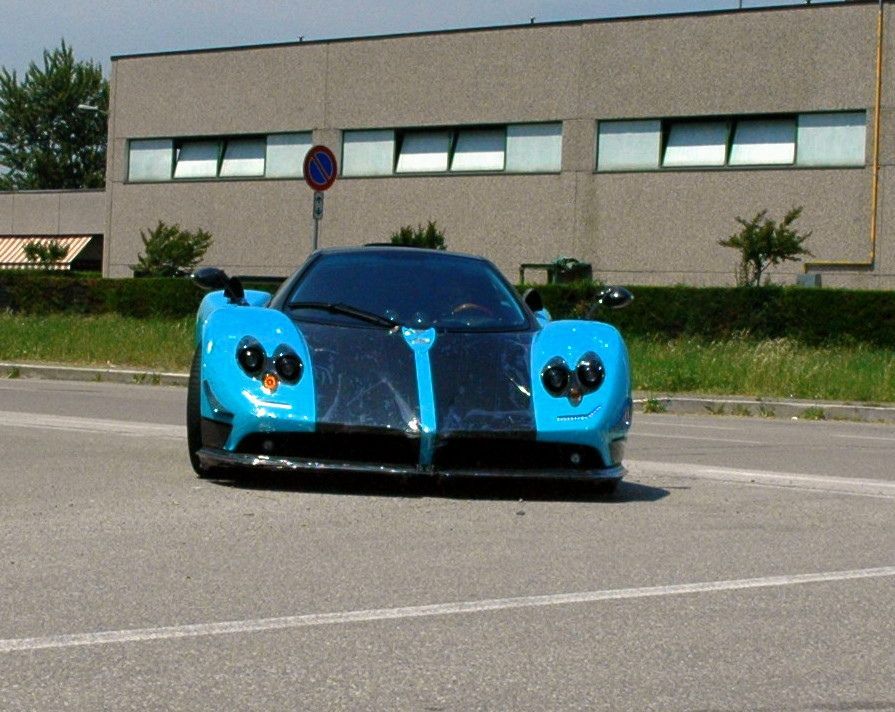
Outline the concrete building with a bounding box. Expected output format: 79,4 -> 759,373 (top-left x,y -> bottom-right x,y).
3,1 -> 893,287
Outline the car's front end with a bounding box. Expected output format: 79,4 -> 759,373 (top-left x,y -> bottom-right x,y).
190,248 -> 631,486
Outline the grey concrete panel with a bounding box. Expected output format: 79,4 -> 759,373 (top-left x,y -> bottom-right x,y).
579,5 -> 877,119
587,6 -> 876,119
877,107 -> 895,168
326,25 -> 580,128
112,45 -> 328,140
0,194 -> 13,233
58,191 -> 106,234
577,168 -> 872,286
10,192 -> 60,234
874,163 -> 895,278
560,119 -> 594,174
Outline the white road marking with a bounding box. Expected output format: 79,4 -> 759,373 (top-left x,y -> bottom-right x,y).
630,460 -> 895,498
830,433 -> 895,443
634,432 -> 764,445
635,421 -> 741,431
1,566 -> 893,654
0,410 -> 184,440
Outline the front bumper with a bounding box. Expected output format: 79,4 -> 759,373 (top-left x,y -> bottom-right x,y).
197,447 -> 626,482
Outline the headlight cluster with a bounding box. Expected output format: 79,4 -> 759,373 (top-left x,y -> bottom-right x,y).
236,337 -> 303,392
541,352 -> 605,402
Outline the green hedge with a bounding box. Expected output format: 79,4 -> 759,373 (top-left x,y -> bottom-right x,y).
535,282 -> 895,347
0,272 -> 281,319
2,271 -> 894,347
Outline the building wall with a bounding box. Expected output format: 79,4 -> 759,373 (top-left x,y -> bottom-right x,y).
0,190 -> 106,236
104,2 -> 891,287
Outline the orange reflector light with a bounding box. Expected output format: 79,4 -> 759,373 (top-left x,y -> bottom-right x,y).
262,372 -> 279,393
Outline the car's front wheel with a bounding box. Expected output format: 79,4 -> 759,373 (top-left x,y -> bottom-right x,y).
187,348 -> 219,479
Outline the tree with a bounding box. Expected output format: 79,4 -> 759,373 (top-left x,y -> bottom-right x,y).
389,221 -> 447,250
718,207 -> 812,287
23,239 -> 69,269
131,221 -> 214,277
0,40 -> 108,190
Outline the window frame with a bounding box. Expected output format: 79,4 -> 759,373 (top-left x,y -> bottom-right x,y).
125,131 -> 313,184
595,111 -> 866,174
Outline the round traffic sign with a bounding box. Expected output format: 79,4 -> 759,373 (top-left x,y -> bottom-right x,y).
303,145 -> 338,192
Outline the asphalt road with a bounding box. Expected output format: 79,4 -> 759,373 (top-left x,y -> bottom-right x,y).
0,379 -> 893,711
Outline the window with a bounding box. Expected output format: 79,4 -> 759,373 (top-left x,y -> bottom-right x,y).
597,120 -> 661,171
729,119 -> 796,166
173,140 -> 220,179
450,128 -> 505,172
796,113 -> 866,167
342,130 -> 396,176
265,133 -> 312,178
345,123 -> 562,176
128,132 -> 312,181
663,121 -> 729,167
128,139 -> 173,182
595,111 -> 865,172
220,138 -> 266,177
506,123 -> 562,172
396,130 -> 452,173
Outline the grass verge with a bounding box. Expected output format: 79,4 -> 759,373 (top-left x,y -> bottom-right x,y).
0,314 -> 194,372
631,335 -> 895,403
1,315 -> 893,403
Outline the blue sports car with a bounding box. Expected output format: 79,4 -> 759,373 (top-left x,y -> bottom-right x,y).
188,247 -> 633,491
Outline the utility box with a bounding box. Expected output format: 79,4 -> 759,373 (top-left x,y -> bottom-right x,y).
519,257 -> 593,284
552,257 -> 593,284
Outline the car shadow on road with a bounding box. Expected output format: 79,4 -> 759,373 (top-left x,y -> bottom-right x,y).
209,471 -> 669,503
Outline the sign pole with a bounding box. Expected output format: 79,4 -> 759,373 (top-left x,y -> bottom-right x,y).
302,146 -> 338,254
312,190 -> 324,251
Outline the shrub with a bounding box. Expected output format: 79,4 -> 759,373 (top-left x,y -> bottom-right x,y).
718,207 -> 812,287
23,240 -> 70,269
131,221 -> 213,277
389,221 -> 446,250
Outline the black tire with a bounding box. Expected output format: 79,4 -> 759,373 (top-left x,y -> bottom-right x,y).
187,348 -> 217,478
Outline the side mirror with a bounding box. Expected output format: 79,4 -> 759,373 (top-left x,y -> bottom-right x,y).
522,288 -> 551,325
586,286 -> 634,318
597,286 -> 634,310
523,288 -> 544,312
192,267 -> 246,305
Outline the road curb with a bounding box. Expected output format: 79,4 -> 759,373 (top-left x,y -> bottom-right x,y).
632,394 -> 895,423
3,361 -> 894,423
0,362 -> 188,387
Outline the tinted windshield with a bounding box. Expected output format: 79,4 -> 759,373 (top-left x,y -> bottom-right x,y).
286,251 -> 530,331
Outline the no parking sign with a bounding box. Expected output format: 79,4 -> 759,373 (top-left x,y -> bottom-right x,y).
303,145 -> 338,192
303,145 -> 338,251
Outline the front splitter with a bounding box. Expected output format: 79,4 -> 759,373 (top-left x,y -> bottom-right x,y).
198,448 -> 626,482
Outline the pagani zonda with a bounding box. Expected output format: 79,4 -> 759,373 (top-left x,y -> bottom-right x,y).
188,247 -> 632,489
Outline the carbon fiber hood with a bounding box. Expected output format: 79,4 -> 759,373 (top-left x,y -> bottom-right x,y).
298,323 -> 421,433
296,322 -> 535,437
429,331 -> 535,436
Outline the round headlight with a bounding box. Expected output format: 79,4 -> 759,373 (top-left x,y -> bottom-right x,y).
236,338 -> 266,375
542,359 -> 569,396
274,352 -> 303,383
576,353 -> 605,392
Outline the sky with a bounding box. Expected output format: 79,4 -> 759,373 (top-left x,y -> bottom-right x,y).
1,0 -> 843,76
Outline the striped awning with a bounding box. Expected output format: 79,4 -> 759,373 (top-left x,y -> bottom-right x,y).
0,236 -> 94,270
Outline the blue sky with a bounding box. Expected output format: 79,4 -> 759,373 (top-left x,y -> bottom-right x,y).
1,0 -> 840,75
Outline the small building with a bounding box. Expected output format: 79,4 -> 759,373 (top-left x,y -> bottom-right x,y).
0,190 -> 105,271
7,1 -> 895,288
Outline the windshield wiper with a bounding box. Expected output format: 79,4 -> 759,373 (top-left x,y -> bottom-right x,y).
287,301 -> 401,328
